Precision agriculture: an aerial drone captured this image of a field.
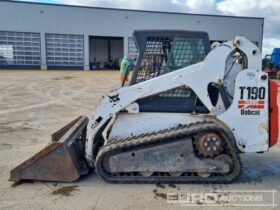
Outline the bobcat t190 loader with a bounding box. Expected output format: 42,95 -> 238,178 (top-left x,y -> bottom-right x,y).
10,30 -> 278,184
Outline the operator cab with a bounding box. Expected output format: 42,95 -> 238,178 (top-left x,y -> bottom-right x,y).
126,30 -> 212,113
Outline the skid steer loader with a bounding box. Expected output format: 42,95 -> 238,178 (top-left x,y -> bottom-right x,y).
10,30 -> 278,184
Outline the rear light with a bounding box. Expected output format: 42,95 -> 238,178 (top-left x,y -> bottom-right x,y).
269,80 -> 278,147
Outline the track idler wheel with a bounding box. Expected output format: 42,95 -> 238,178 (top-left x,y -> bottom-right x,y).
169,172 -> 183,177
214,154 -> 233,175
197,172 -> 211,178
139,172 -> 153,177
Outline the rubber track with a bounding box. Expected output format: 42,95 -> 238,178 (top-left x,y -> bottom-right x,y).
95,121 -> 242,184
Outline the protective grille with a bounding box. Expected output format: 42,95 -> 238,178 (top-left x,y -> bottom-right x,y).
135,36 -> 206,84
159,86 -> 192,98
172,36 -> 206,68
135,37 -> 172,83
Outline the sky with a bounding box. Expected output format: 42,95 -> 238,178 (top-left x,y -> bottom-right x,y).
17,0 -> 280,56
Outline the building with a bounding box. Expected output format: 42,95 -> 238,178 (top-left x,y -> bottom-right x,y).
0,0 -> 264,70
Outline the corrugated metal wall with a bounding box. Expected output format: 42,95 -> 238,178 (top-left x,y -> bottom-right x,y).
0,1 -> 264,70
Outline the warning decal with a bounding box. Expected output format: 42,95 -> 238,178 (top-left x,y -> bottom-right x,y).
238,100 -> 265,109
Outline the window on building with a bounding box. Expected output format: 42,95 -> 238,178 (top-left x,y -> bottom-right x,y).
0,31 -> 41,65
46,34 -> 84,66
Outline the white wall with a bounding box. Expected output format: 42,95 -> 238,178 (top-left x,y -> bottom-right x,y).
0,1 -> 264,70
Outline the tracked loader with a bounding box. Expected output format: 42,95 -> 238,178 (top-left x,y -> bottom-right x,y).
10,30 -> 278,183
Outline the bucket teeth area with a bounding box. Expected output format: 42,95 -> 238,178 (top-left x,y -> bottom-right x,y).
9,116 -> 89,182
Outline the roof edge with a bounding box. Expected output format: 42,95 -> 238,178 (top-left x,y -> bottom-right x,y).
3,0 -> 264,20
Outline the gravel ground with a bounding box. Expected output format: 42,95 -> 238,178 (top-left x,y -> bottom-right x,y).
0,71 -> 279,210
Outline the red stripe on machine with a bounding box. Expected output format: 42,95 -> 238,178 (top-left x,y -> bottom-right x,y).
238,100 -> 265,109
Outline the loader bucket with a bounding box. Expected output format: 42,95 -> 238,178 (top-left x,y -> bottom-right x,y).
9,116 -> 89,182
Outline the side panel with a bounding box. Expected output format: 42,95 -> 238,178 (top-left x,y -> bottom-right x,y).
108,113 -> 207,141
218,70 -> 269,152
269,80 -> 278,147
